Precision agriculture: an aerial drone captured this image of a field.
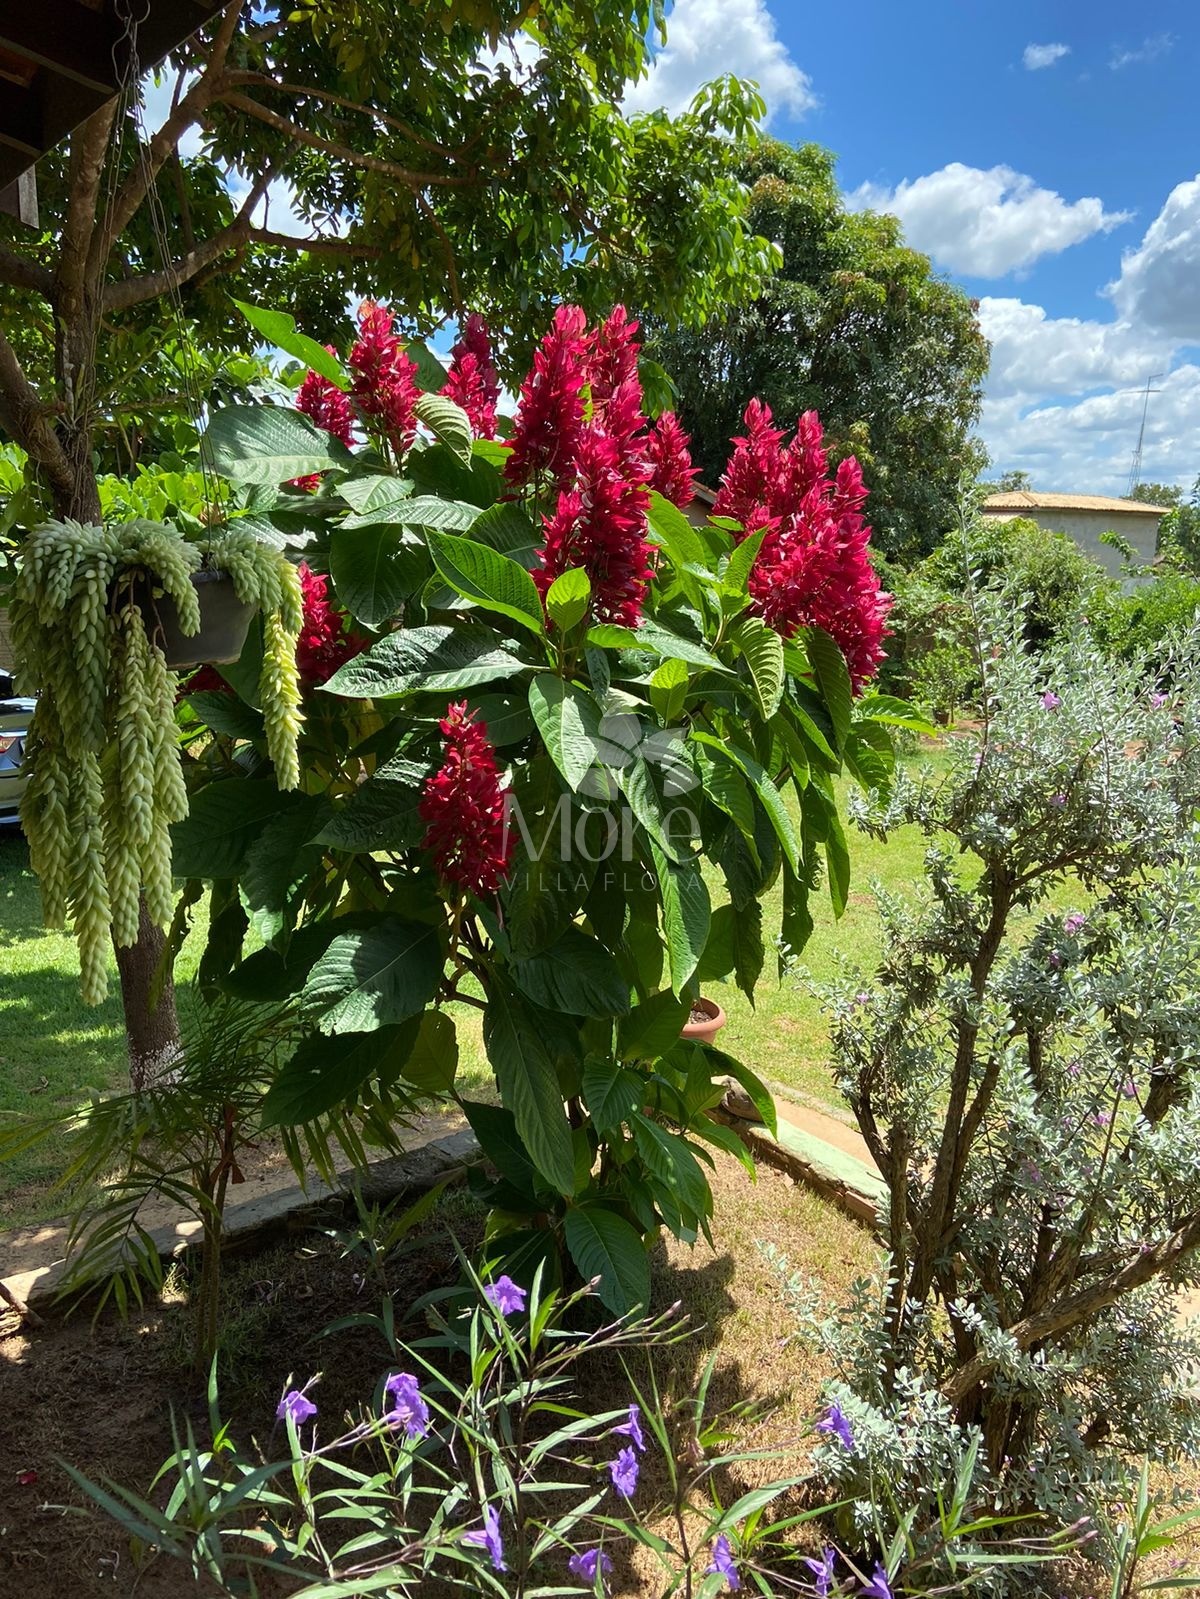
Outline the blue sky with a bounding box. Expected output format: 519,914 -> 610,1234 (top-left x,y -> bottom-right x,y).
626,0 -> 1198,494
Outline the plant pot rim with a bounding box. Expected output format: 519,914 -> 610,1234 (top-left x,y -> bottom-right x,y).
681,995 -> 727,1039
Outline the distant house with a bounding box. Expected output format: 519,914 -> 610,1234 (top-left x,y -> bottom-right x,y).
980,491 -> 1166,579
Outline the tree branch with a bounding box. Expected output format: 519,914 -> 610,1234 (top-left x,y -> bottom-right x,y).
0,331 -> 73,500
0,246 -> 53,298
215,92 -> 485,188
57,102 -> 118,311
246,229 -> 383,259
220,71 -> 471,160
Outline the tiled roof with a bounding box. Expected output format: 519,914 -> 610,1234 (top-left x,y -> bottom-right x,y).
982,491 -> 1167,516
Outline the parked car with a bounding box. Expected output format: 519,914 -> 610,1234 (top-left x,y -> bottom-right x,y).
0,675 -> 32,826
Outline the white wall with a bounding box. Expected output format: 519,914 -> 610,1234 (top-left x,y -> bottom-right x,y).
981,509 -> 1160,579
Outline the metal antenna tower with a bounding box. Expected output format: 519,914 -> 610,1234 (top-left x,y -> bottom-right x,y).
1127,372 -> 1164,496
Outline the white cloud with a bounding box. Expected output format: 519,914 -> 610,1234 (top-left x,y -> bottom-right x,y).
978,298 -> 1169,400
1111,33 -> 1173,70
850,163 -> 1132,277
623,0 -> 815,123
1023,42 -> 1069,70
1109,177 -> 1200,343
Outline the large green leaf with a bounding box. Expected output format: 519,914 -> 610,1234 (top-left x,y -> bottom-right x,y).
527,675 -> 602,790
545,567 -> 591,630
399,1010 -> 458,1093
220,922 -> 340,1002
503,758 -> 578,959
693,745 -> 759,867
803,626 -> 853,750
337,475 -> 414,515
330,525 -> 430,628
261,1024 -> 418,1126
563,1206 -> 650,1315
323,625 -> 527,699
462,1100 -> 540,1197
426,531 -> 544,633
342,495 -> 480,533
312,756 -> 428,853
415,392 -> 472,465
404,339 -> 449,393
618,989 -> 690,1060
512,926 -> 629,1017
691,732 -> 800,878
729,616 -> 785,719
631,1115 -> 710,1218
204,405 -> 353,484
183,691 -> 264,744
649,840 -> 710,995
582,1060 -> 644,1132
240,798 -> 325,943
302,917 -> 443,1034
464,691 -> 533,747
465,500 -> 541,566
649,657 -> 689,722
697,901 -> 764,1002
171,782 -> 298,879
232,300 -> 349,389
483,987 -> 577,1196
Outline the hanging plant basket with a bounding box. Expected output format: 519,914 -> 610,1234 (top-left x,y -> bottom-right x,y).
680,995 -> 726,1046
141,569 -> 258,670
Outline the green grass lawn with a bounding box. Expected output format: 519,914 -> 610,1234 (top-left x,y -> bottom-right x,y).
0,739 -> 1002,1225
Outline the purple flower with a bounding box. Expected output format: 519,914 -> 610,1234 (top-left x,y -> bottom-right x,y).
816,1401 -> 854,1451
1151,691 -> 1167,709
1041,691 -> 1061,710
462,1503 -> 506,1571
277,1388 -> 317,1425
568,1547 -> 613,1585
706,1534 -> 741,1591
1123,1078 -> 1138,1099
860,1564 -> 894,1599
1049,792 -> 1067,808
383,1371 -> 430,1438
614,1403 -> 645,1452
1063,912 -> 1086,935
609,1445 -> 639,1497
803,1547 -> 837,1597
483,1274 -> 527,1315
854,990 -> 872,1007
1090,1111 -> 1111,1128
1067,1059 -> 1082,1079
1048,951 -> 1063,970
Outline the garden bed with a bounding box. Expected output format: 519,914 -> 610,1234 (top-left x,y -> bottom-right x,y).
0,1152 -> 875,1599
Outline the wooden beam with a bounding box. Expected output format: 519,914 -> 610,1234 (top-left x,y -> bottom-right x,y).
0,167 -> 37,227
0,5 -> 119,97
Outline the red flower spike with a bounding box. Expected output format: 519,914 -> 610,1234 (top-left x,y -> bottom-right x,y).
419,703 -> 513,900
348,300 -> 420,460
443,314 -> 500,439
646,411 -> 699,508
587,305 -> 640,418
504,304 -> 590,490
292,351 -> 355,491
715,402 -> 891,691
295,563 -> 369,690
534,422 -> 653,628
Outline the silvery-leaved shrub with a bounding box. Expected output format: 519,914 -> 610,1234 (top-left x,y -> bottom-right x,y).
788,608 -> 1200,1592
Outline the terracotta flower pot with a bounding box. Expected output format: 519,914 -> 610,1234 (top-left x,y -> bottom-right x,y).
680,995 -> 726,1046
147,570 -> 257,669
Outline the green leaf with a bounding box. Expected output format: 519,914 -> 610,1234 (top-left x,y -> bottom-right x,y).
563,1206 -> 650,1315
650,840 -> 710,995
824,807 -> 851,917
221,922 -> 339,1002
693,745 -> 759,867
803,626 -> 853,750
171,782 -> 297,879
323,624 -> 527,699
183,691 -> 264,743
691,733 -> 800,878
698,902 -> 764,1002
312,756 -> 428,853
634,620 -> 728,671
631,1115 -> 710,1218
426,531 -> 545,633
415,391 -> 472,465
720,527 -> 766,599
399,1010 -> 458,1093
703,1047 -> 778,1137
465,500 -> 540,566
261,1025 -> 418,1125
232,300 -> 349,389
484,987 -> 577,1196
649,656 -> 689,722
528,675 -> 602,791
302,918 -> 443,1034
204,405 -> 353,485
404,339 -> 449,393
464,691 -> 533,746
342,494 -> 480,532
854,692 -> 937,735
545,567 -> 591,630
619,989 -> 689,1060
240,798 -> 325,943
512,926 -> 630,1018
462,1100 -> 540,1196
730,616 -> 785,719
337,475 -> 413,515
582,1060 -> 644,1132
329,525 -> 429,628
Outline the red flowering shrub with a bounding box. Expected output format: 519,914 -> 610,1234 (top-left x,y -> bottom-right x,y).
295,564 -> 369,690
503,304 -> 589,491
292,353 -> 356,492
418,702 -> 513,899
442,314 -> 500,440
646,411 -> 699,508
714,402 -> 891,691
348,301 -> 420,460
